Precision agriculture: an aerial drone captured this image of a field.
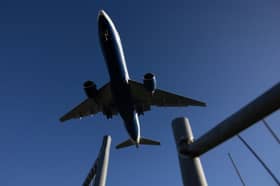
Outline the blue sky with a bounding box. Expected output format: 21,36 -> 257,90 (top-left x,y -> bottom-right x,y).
0,0 -> 279,185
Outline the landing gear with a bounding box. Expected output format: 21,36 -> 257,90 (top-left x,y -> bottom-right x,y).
103,109 -> 113,119
137,110 -> 144,116
136,105 -> 147,116
106,113 -> 113,119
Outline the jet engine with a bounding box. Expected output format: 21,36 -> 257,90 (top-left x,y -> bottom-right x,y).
83,80 -> 98,98
143,73 -> 156,93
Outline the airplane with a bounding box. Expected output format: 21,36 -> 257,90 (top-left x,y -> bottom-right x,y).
60,10 -> 206,149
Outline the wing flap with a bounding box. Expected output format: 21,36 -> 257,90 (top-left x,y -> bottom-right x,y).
60,99 -> 99,122
129,80 -> 206,107
152,89 -> 206,107
60,82 -> 118,122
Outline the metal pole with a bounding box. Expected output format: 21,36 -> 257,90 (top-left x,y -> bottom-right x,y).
262,119 -> 280,144
82,162 -> 97,186
94,135 -> 111,186
227,153 -> 246,186
172,117 -> 208,186
181,83 -> 280,157
237,135 -> 280,185
82,135 -> 112,186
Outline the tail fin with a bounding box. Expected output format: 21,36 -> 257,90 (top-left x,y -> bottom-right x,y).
116,137 -> 160,149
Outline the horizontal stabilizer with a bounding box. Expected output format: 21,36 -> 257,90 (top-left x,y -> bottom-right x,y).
116,137 -> 160,149
140,138 -> 160,146
116,139 -> 134,149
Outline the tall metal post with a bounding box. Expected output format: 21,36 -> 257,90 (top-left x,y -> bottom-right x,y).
172,117 -> 208,186
83,135 -> 112,186
94,135 -> 111,186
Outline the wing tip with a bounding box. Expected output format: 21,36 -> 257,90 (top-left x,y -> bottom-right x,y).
188,99 -> 207,107
59,117 -> 66,122
198,102 -> 207,107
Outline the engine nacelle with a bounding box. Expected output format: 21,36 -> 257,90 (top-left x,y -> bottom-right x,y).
143,73 -> 156,93
83,80 -> 98,98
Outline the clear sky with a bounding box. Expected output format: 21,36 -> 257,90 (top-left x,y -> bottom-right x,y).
0,0 -> 279,185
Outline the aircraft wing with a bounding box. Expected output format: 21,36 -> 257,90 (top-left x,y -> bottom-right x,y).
60,82 -> 117,122
129,80 -> 206,107
60,98 -> 100,122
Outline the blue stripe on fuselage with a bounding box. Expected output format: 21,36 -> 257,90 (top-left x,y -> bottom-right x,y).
98,10 -> 139,143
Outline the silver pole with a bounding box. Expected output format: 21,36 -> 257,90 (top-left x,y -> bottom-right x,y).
94,135 -> 111,186
82,135 -> 112,186
181,83 -> 280,157
82,162 -> 97,186
172,117 -> 208,186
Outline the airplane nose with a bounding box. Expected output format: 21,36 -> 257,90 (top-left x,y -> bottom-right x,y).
98,10 -> 110,29
98,10 -> 109,21
98,10 -> 105,17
